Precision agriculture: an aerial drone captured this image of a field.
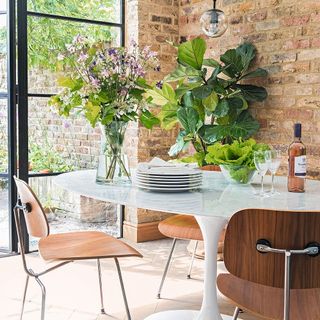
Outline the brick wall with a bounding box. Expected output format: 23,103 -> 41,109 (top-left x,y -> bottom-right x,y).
179,0 -> 320,178
124,0 -> 180,238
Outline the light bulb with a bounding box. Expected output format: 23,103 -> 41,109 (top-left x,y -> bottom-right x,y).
200,9 -> 228,38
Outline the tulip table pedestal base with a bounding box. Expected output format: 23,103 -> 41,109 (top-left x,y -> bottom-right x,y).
144,310 -> 235,320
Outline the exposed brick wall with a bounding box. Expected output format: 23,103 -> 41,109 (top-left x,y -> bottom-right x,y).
179,0 -> 320,179
125,0 -> 180,231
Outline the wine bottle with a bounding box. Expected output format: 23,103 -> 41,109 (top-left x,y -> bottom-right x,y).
288,123 -> 306,192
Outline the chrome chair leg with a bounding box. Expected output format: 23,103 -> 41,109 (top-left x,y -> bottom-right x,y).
35,277 -> 46,320
187,240 -> 198,279
157,238 -> 177,299
20,275 -> 30,320
232,307 -> 241,320
114,258 -> 131,320
97,259 -> 106,314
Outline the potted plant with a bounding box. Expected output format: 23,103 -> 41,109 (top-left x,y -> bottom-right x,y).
146,37 -> 268,166
50,36 -> 160,184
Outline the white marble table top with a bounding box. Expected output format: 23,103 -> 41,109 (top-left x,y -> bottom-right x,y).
54,170 -> 320,218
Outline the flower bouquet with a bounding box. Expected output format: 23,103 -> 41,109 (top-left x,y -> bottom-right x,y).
50,35 -> 160,184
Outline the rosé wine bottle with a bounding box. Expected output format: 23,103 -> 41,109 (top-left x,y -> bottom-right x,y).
288,123 -> 306,193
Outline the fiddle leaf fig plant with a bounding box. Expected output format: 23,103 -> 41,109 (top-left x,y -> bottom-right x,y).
147,37 -> 268,166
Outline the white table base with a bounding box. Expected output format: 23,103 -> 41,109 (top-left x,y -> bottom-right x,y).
144,216 -> 229,320
144,310 -> 235,320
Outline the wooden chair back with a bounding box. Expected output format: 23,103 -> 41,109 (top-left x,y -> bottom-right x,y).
223,208 -> 320,289
14,176 -> 50,238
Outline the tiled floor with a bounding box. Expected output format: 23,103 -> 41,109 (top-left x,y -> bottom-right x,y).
0,239 -> 260,320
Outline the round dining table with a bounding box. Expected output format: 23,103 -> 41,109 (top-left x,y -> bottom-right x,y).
54,170 -> 320,320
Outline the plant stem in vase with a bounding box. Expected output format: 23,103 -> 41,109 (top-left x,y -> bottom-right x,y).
96,121 -> 131,185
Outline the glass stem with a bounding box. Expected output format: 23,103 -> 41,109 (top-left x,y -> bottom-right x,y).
261,175 -> 264,195
271,173 -> 275,194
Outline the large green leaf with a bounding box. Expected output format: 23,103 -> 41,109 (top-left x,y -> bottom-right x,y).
192,85 -> 213,99
182,91 -> 205,121
220,49 -> 243,78
202,92 -> 218,112
85,101 -> 101,127
203,58 -> 220,68
175,82 -> 202,98
165,64 -> 202,82
241,68 -> 268,80
234,84 -> 268,102
213,99 -> 229,117
177,106 -> 202,134
200,110 -> 260,143
236,43 -> 256,72
140,110 -> 160,129
146,83 -> 176,106
158,103 -> 179,130
178,37 -> 206,70
168,131 -> 189,157
57,76 -> 83,91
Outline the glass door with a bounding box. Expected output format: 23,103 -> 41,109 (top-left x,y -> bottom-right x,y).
15,0 -> 125,251
0,0 -> 17,254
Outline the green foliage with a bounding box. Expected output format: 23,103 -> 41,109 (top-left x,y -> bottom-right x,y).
205,138 -> 269,168
29,142 -> 74,173
205,138 -> 270,183
0,0 -> 120,70
146,38 -> 268,165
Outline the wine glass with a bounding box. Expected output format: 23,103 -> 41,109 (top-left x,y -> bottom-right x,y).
254,151 -> 269,197
265,149 -> 281,194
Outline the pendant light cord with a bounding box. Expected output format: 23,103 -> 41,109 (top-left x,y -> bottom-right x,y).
213,0 -> 217,9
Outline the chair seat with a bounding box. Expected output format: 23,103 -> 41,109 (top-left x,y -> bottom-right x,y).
39,231 -> 142,261
217,273 -> 320,320
158,215 -> 203,241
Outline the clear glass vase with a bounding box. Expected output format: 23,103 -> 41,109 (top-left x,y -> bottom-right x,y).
96,121 -> 131,185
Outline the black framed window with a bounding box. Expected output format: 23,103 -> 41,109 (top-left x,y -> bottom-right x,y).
2,0 -> 125,254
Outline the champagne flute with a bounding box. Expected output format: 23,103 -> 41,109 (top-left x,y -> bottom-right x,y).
254,151 -> 269,197
265,149 -> 281,194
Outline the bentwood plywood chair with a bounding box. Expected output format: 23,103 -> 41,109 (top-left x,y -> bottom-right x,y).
156,165 -> 225,298
13,176 -> 142,320
217,208 -> 320,320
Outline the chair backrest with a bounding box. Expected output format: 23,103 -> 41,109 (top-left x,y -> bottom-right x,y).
14,176 -> 50,238
223,208 -> 320,289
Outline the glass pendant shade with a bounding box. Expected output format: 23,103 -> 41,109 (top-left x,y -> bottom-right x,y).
200,9 -> 228,38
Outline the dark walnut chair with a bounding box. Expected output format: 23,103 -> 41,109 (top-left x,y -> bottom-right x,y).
13,176 -> 142,320
156,164 -> 226,299
217,208 -> 320,320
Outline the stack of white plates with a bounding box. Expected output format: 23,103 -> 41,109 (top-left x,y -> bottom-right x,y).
135,167 -> 203,192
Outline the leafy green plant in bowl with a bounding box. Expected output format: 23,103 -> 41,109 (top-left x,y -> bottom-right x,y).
205,138 -> 269,184
220,164 -> 256,184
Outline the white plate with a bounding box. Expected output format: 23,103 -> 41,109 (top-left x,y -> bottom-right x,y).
137,167 -> 202,176
136,176 -> 203,184
137,172 -> 202,179
136,181 -> 202,188
136,184 -> 201,192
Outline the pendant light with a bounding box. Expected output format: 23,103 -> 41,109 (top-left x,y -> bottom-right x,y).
200,0 -> 228,38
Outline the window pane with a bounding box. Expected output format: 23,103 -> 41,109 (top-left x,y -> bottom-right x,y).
28,97 -> 99,173
0,98 -> 9,252
28,16 -> 121,94
27,0 -> 121,23
0,2 -> 6,11
0,13 -> 7,93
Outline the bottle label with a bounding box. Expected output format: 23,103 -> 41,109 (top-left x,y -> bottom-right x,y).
294,155 -> 307,177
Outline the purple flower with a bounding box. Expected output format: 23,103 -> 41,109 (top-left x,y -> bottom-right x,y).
156,81 -> 163,89
108,48 -> 117,56
154,65 -> 161,72
63,121 -> 71,129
